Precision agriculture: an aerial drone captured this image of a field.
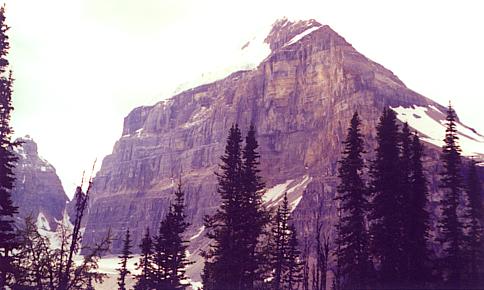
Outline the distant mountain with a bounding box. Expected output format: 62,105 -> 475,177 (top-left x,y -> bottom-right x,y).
12,136 -> 69,229
82,18 -> 484,283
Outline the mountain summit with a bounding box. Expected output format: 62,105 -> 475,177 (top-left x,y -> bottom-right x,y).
12,136 -> 68,229
82,19 -> 483,281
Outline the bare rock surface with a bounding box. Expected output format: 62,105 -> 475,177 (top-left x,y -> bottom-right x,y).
12,136 -> 69,229
82,19 -> 483,283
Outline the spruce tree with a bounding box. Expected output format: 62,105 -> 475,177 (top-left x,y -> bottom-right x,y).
334,112 -> 371,289
285,225 -> 303,290
406,131 -> 430,286
0,5 -> 19,288
162,181 -> 193,289
464,159 -> 482,286
398,122 -> 413,285
270,193 -> 291,290
240,124 -> 269,288
369,108 -> 403,287
151,181 -> 193,289
152,216 -> 170,289
438,103 -> 465,287
203,124 -> 250,290
117,228 -> 133,290
134,228 -> 154,290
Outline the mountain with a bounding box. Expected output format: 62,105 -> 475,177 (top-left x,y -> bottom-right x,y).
12,136 -> 69,229
82,18 -> 484,282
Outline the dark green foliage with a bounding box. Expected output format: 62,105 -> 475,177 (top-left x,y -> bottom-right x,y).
268,194 -> 302,290
334,112 -> 372,289
153,181 -> 193,290
464,159 -> 482,287
405,131 -> 430,285
438,103 -> 466,287
152,219 -> 170,288
240,125 -> 270,288
399,122 -> 413,283
369,108 -> 404,286
271,194 -> 291,290
203,124 -> 245,290
203,124 -> 268,290
0,4 -> 19,288
285,226 -> 303,290
134,228 -> 154,290
117,228 -> 133,290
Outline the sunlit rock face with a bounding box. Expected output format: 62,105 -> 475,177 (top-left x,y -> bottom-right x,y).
82,18 -> 483,280
12,136 -> 69,229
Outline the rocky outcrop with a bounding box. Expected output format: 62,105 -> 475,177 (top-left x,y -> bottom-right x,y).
12,136 -> 69,229
83,19 -> 483,281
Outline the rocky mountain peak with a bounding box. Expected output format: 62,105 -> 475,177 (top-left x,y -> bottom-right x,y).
83,19 -> 483,283
12,136 -> 68,229
16,135 -> 38,157
265,18 -> 322,51
263,18 -> 351,54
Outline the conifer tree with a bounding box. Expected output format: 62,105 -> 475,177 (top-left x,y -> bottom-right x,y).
438,103 -> 465,287
285,225 -> 303,290
399,122 -> 431,286
334,112 -> 371,289
152,215 -> 170,289
166,180 -> 193,289
406,131 -> 430,286
0,5 -> 19,288
270,193 -> 291,290
134,228 -> 154,290
204,124 -> 267,290
240,124 -> 269,287
150,182 -> 194,290
368,108 -> 403,287
117,228 -> 133,290
399,122 -> 413,284
464,159 -> 482,286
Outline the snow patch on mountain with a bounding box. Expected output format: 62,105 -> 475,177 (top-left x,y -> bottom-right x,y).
172,23 -> 272,96
190,226 -> 205,241
285,25 -> 321,47
263,175 -> 312,211
172,19 -> 323,96
263,179 -> 294,203
391,105 -> 484,157
14,146 -> 28,159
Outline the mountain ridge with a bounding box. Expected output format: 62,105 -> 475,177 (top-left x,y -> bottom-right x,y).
12,136 -> 69,229
82,18 -> 483,283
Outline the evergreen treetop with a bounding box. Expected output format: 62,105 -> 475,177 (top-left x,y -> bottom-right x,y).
438,103 -> 465,287
0,5 -> 19,287
134,228 -> 154,290
369,108 -> 404,286
117,228 -> 133,290
334,111 -> 371,289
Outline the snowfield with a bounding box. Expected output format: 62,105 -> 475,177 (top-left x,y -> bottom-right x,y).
263,175 -> 312,211
391,105 -> 484,157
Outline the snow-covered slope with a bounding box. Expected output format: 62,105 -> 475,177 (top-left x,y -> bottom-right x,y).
391,105 -> 484,157
172,18 -> 322,96
263,175 -> 312,211
171,22 -> 272,95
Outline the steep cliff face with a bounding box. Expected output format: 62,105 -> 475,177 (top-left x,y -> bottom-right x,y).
83,19 -> 484,279
12,136 -> 69,229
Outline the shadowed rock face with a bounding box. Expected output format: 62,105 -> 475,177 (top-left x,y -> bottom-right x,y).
12,136 -> 69,229
82,19 -> 477,280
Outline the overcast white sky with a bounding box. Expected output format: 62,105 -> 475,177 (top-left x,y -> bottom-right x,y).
4,0 -> 484,198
